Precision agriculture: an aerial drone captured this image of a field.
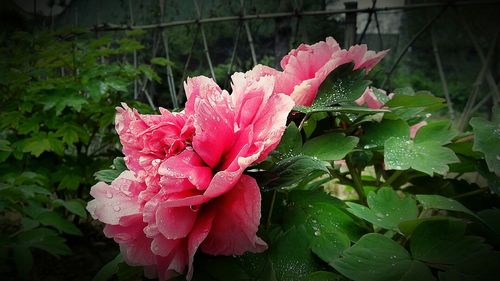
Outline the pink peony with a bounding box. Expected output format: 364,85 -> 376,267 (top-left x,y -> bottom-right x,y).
245,37 -> 388,106
87,74 -> 294,280
354,87 -> 427,138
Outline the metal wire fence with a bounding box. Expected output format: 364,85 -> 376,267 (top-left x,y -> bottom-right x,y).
45,0 -> 500,130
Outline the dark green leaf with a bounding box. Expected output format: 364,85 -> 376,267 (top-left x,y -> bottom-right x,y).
416,194 -> 478,219
94,157 -> 127,183
259,156 -> 328,190
311,231 -> 350,264
361,119 -> 409,149
269,226 -> 321,281
438,251 -> 500,281
314,65 -> 371,107
300,271 -> 343,281
92,254 -> 123,281
410,220 -> 491,266
54,199 -> 87,219
274,123 -> 302,160
285,190 -> 365,241
293,105 -> 388,114
37,211 -> 82,235
22,133 -> 51,157
332,233 -> 435,281
151,57 -> 172,66
346,187 -> 418,232
470,116 -> 500,176
398,216 -> 451,237
385,92 -> 445,112
17,227 -> 71,256
303,133 -> 359,161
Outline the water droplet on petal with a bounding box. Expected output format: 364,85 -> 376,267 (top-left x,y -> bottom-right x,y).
113,205 -> 121,212
106,190 -> 113,199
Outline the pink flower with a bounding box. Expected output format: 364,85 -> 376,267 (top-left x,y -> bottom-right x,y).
354,87 -> 427,138
246,37 -> 388,106
355,87 -> 384,109
87,74 -> 294,280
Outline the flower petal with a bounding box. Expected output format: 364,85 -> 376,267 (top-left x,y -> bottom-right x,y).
186,211 -> 215,280
201,175 -> 268,256
104,214 -> 156,267
87,171 -> 143,225
156,205 -> 199,239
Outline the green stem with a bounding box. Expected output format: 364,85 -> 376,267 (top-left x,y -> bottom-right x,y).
452,187 -> 489,199
297,113 -> 310,131
265,190 -> 277,230
346,159 -> 366,204
384,170 -> 403,187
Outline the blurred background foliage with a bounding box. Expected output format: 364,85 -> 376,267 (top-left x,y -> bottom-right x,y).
0,0 -> 498,280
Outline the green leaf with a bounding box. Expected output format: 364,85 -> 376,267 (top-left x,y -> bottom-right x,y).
37,211 -> 82,235
361,119 -> 409,149
413,121 -> 457,145
18,116 -> 40,134
410,220 -> 491,266
301,271 -> 343,281
138,64 -> 161,82
302,133 -> 359,161
274,123 -> 302,160
384,137 -> 459,175
346,187 -> 418,232
92,254 -> 123,281
22,133 -> 51,157
332,233 -> 435,281
55,124 -> 88,145
94,157 -> 127,183
58,173 -> 82,191
385,92 -> 445,114
311,231 -> 350,264
47,132 -> 64,156
293,105 -> 388,114
416,194 -> 478,219
438,251 -> 500,281
314,64 -> 371,107
117,263 -> 142,281
285,190 -> 365,242
470,116 -> 500,176
398,216 -> 451,237
269,226 -> 322,281
54,199 -> 87,219
259,156 -> 328,190
16,227 -> 71,256
151,57 -> 172,66
125,29 -> 146,37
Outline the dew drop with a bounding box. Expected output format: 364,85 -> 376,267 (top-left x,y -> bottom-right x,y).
106,190 -> 113,199
113,205 -> 121,212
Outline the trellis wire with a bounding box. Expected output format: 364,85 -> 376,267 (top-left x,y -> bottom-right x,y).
90,1 -> 498,32
71,0 -> 500,121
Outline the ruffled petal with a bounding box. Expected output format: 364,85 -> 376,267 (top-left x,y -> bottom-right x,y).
87,171 -> 144,225
201,175 -> 267,255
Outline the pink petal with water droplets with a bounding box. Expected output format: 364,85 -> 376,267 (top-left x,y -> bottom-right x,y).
201,175 -> 267,255
186,211 -> 215,280
87,171 -> 144,225
156,205 -> 199,239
